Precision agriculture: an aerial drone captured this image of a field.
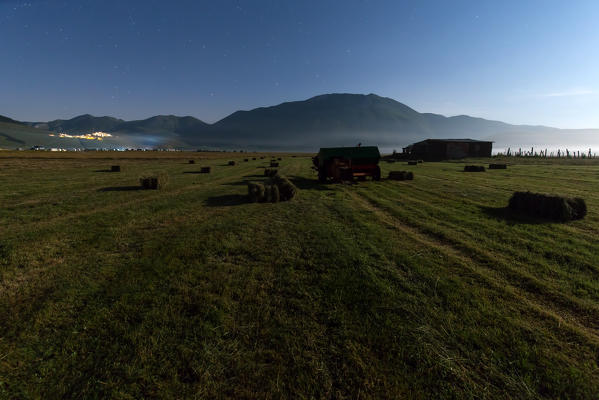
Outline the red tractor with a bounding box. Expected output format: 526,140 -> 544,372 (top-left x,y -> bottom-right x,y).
312,146 -> 381,182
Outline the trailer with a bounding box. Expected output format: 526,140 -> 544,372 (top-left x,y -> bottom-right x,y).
313,146 -> 381,182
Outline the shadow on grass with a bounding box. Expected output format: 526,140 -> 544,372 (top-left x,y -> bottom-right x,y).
480,206 -> 552,225
204,194 -> 247,207
288,175 -> 334,191
99,186 -> 144,192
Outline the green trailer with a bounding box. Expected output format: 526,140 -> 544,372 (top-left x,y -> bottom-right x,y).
312,146 -> 381,182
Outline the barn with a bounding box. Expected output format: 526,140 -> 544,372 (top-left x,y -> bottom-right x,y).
402,139 -> 493,161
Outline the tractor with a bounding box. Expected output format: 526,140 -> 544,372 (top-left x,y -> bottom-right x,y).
313,146 -> 381,182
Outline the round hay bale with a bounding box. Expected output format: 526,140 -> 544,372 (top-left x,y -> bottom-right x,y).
200,166 -> 211,173
188,160 -> 195,164
264,168 -> 278,177
569,198 -> 587,219
508,191 -> 586,221
464,165 -> 485,172
264,184 -> 280,203
244,158 -> 249,162
272,176 -> 297,201
247,182 -> 266,203
111,165 -> 121,172
489,163 -> 507,169
228,161 -> 236,166
388,171 -> 406,180
270,185 -> 280,202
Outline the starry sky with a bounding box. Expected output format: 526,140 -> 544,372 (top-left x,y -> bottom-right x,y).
1,0 -> 598,128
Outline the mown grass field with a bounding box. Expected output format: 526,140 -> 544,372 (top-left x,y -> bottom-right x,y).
1,151 -> 598,399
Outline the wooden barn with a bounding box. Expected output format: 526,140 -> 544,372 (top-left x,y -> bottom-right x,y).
402,139 -> 492,161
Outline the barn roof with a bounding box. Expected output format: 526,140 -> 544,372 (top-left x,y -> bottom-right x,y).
408,138 -> 493,146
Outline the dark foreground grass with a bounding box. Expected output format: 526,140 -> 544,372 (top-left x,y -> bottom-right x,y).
0,152 -> 598,398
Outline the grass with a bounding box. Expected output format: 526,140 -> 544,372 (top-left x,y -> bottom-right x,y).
0,151 -> 598,398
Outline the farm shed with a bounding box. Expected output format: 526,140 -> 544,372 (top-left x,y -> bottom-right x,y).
402,139 -> 492,161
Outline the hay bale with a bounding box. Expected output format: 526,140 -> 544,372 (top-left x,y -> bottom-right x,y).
277,157 -> 282,161
489,163 -> 507,169
252,157 -> 256,160
188,160 -> 195,164
111,165 -> 121,172
228,161 -> 236,166
388,171 -> 414,181
260,156 -> 265,159
272,175 -> 297,201
264,168 -> 278,177
264,184 -> 280,203
200,166 -> 211,173
508,191 -> 587,221
388,171 -> 406,180
270,162 -> 279,167
140,173 -> 168,190
464,165 -> 485,172
408,161 -> 418,165
247,182 -> 266,203
244,158 -> 249,162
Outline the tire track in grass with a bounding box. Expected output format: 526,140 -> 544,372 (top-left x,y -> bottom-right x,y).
372,181 -> 599,277
356,185 -> 599,330
346,189 -> 599,341
412,170 -> 599,238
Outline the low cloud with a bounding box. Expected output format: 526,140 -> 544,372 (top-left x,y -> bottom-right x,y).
542,89 -> 594,98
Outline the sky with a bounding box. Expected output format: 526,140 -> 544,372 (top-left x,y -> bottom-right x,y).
1,0 -> 598,128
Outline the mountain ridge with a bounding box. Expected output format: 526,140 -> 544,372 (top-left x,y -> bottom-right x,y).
3,93 -> 598,150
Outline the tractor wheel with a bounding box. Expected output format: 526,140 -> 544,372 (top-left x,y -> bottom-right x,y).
373,166 -> 381,181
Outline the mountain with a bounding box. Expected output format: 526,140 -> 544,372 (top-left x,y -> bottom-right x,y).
203,93 -> 432,148
199,94 -> 572,151
0,115 -> 24,125
113,115 -> 209,135
26,114 -> 125,134
5,93 -> 599,151
111,115 -> 209,148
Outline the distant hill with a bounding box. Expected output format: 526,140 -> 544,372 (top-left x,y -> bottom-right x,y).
0,115 -> 23,125
200,94 -> 431,148
113,115 -> 209,135
0,118 -> 61,149
26,114 -> 125,134
5,93 -> 599,151
195,93 -> 570,150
